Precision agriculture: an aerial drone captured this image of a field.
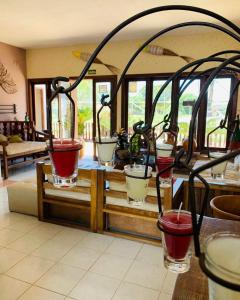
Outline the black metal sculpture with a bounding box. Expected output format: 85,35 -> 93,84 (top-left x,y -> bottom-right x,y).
47,5 -> 240,292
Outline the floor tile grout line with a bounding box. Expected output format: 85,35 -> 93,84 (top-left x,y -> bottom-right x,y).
4,222 -> 70,256
109,244 -> 143,300
15,283 -> 33,300
62,234 -> 116,297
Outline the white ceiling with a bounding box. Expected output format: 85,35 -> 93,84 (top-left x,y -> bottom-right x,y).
0,0 -> 239,49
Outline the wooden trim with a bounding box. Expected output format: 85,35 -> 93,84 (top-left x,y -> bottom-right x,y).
90,169 -> 98,232
37,162 -> 45,221
42,198 -> 90,209
37,162 -> 98,232
121,72 -> 237,152
97,168 -> 105,233
103,230 -> 161,246
103,206 -> 158,220
43,182 -> 91,194
96,168 -> 173,242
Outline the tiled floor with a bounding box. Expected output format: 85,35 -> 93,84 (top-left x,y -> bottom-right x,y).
0,165 -> 177,299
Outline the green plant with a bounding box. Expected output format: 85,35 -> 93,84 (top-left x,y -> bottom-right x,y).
77,107 -> 92,136
130,134 -> 141,154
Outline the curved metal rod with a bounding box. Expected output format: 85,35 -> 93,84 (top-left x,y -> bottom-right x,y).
128,128 -> 151,178
95,22 -> 240,141
47,87 -> 63,150
47,81 -> 76,150
168,65 -> 240,132
179,50 -> 240,92
206,79 -> 240,157
166,54 -> 240,130
108,21 -> 240,107
152,63 -> 240,142
186,54 -> 240,164
147,56 -> 240,135
96,94 -> 110,143
51,5 -> 240,94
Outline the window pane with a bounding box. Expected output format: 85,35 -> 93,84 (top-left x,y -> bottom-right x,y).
77,79 -> 93,139
96,82 -> 111,137
178,79 -> 201,145
152,80 -> 172,137
128,81 -> 146,135
205,78 -> 231,148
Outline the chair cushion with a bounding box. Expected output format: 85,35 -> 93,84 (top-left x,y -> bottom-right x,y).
8,134 -> 23,143
0,141 -> 47,155
0,134 -> 7,142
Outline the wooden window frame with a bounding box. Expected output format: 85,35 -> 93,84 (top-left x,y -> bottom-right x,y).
121,72 -> 238,152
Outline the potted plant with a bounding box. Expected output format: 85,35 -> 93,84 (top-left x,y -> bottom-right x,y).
115,128 -> 129,160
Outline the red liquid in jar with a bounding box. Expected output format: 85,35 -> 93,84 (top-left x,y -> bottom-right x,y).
156,157 -> 174,178
49,140 -> 81,177
161,212 -> 192,259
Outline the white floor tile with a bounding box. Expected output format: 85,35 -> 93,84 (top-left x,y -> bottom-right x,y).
124,260 -> 167,291
7,255 -> 55,283
90,253 -> 133,280
70,271 -> 120,300
7,233 -> 47,254
36,263 -> 85,295
105,238 -> 142,259
113,282 -> 159,300
0,274 -> 30,300
158,292 -> 173,300
27,223 -> 63,240
60,245 -> 101,270
161,271 -> 178,295
136,244 -> 164,267
0,248 -> 25,273
5,218 -> 40,233
32,239 -> 74,261
18,286 -> 65,300
52,228 -> 88,246
78,233 -> 113,252
0,228 -> 24,246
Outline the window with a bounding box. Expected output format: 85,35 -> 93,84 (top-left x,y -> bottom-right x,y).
178,79 -> 201,145
128,80 -> 146,134
122,74 -> 237,151
205,78 -> 232,148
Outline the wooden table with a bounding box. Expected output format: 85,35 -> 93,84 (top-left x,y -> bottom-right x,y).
172,217 -> 240,300
183,160 -> 240,213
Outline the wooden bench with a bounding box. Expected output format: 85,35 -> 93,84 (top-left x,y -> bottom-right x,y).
37,162 -> 98,232
0,121 -> 49,179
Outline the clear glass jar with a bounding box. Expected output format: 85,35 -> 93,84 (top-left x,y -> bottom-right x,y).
203,232 -> 240,300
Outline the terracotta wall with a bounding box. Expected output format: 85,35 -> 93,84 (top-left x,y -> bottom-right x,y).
0,42 -> 27,121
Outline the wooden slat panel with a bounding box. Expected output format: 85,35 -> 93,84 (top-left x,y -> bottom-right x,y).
43,182 -> 90,194
43,197 -> 90,209
103,204 -> 158,220
107,214 -> 161,241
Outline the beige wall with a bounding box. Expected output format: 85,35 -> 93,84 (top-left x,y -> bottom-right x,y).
26,31 -> 240,128
0,42 -> 27,121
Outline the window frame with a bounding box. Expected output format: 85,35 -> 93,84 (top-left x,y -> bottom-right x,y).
121,72 -> 238,152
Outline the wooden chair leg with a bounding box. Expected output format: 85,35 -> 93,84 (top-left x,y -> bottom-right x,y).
3,155 -> 8,179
